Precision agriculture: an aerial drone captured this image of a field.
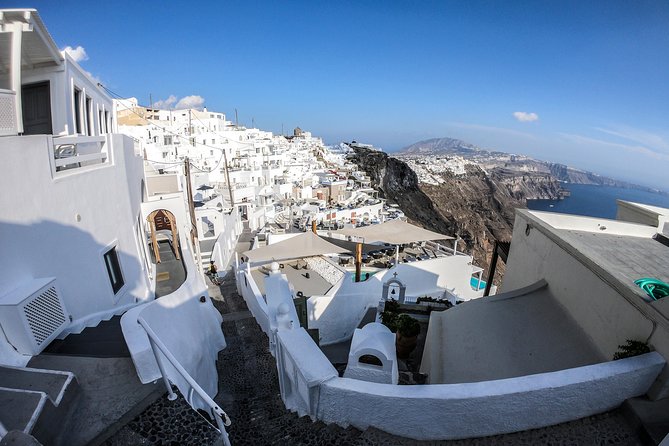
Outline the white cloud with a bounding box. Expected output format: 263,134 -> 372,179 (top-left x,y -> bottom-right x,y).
558,132 -> 669,161
594,126 -> 669,153
62,45 -> 88,63
152,95 -> 205,110
175,95 -> 205,110
153,95 -> 177,109
513,111 -> 539,122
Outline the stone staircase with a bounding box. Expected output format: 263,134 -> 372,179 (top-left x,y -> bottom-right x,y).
0,365 -> 79,445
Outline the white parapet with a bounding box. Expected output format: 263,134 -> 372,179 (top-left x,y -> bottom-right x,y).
317,352 -> 665,440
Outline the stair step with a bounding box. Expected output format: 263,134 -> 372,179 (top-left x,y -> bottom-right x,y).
0,366 -> 73,404
0,387 -> 47,433
0,366 -> 79,446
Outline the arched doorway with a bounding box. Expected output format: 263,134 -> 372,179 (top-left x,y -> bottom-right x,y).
147,209 -> 180,263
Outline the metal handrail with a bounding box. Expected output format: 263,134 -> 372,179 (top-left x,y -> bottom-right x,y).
137,316 -> 231,445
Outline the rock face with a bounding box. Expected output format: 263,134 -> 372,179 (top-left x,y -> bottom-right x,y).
347,148 -> 553,283
490,168 -> 563,201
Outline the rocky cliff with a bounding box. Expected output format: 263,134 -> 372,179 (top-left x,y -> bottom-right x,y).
348,148 -> 546,283
490,168 -> 563,201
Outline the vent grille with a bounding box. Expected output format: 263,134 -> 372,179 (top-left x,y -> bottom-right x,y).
0,94 -> 17,135
23,286 -> 66,345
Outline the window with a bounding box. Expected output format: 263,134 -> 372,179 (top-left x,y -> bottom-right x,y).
164,135 -> 173,145
85,96 -> 93,135
105,111 -> 110,132
74,88 -> 82,134
103,247 -> 124,294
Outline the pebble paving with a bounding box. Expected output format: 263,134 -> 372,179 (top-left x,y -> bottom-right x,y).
107,248 -> 647,445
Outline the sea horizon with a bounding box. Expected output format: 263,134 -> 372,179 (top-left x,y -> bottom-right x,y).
527,183 -> 669,220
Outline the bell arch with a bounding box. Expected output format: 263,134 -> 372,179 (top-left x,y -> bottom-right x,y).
382,273 -> 406,303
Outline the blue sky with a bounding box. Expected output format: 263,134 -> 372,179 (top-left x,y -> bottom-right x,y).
12,1 -> 669,190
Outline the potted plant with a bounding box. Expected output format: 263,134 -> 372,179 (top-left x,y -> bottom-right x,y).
395,314 -> 421,359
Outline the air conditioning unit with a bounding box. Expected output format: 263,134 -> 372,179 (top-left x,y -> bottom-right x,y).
0,278 -> 70,355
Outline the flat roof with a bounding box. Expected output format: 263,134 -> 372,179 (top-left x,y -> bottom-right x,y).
518,209 -> 669,328
558,229 -> 669,295
250,260 -> 332,297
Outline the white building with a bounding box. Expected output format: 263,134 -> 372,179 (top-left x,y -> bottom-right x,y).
0,10 -> 229,444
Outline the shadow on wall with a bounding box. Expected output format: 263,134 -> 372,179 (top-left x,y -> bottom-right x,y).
0,220 -> 146,321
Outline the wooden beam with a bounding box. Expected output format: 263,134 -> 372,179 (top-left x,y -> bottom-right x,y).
148,211 -> 160,264
354,242 -> 362,283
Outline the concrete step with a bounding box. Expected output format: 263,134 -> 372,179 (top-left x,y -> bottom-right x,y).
0,366 -> 79,446
623,396 -> 669,445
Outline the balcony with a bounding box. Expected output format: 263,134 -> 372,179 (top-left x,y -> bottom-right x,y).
51,135 -> 110,174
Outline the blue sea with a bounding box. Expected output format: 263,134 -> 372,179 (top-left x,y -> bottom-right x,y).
527,184 -> 669,219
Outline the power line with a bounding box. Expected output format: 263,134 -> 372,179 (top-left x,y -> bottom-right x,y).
101,83 -> 239,208
101,84 -> 230,173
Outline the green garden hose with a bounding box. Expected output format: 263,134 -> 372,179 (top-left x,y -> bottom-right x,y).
634,278 -> 669,301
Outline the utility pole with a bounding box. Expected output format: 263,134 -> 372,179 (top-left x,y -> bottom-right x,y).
184,157 -> 202,272
235,109 -> 239,127
221,146 -> 235,214
149,94 -> 153,110
188,110 -> 194,146
252,117 -> 255,129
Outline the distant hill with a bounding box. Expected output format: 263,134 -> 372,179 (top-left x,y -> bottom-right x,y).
400,138 -> 480,155
398,137 -> 663,193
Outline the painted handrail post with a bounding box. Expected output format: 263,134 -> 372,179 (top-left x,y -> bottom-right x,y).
146,330 -> 178,401
137,317 -> 232,443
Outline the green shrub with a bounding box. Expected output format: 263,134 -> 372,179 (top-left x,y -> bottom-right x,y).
396,314 -> 420,337
613,340 -> 650,360
380,311 -> 398,332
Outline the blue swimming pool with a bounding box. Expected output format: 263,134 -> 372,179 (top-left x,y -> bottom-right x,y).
350,270 -> 380,282
470,277 -> 487,290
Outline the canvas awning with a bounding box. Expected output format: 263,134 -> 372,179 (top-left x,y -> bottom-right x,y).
243,231 -> 349,263
333,219 -> 453,245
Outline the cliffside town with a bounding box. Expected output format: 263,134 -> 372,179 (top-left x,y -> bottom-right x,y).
347,147 -> 524,283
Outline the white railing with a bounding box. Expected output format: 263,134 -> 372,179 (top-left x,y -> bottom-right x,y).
137,317 -> 232,446
50,135 -> 110,173
0,89 -> 17,136
426,239 -> 465,256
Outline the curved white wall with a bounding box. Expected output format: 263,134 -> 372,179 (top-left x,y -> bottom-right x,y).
0,135 -> 148,335
121,229 -> 225,412
317,352 -> 664,440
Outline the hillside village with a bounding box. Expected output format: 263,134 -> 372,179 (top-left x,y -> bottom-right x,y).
2,8 -> 669,446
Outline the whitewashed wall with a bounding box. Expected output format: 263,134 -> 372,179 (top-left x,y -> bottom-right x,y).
316,353 -> 664,440
237,269 -> 270,335
121,234 -> 225,412
209,211 -> 242,271
0,134 -> 149,340
503,210 -> 669,398
19,52 -> 114,136
307,272 -> 383,345
502,211 -> 656,361
306,257 -> 484,345
255,266 -> 666,441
